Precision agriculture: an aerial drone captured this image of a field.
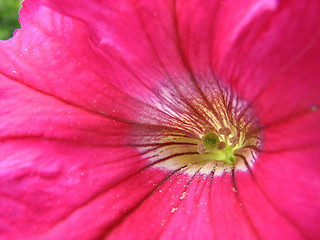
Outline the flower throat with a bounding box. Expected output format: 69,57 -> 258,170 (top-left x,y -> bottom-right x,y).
134,83 -> 262,175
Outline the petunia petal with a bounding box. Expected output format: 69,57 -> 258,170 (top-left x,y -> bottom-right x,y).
1,0 -> 319,239
37,0 -> 320,125
210,0 -> 320,124
0,7 -> 151,237
244,148 -> 320,239
262,110 -> 320,152
0,0 -> 166,125
175,0 -> 277,78
0,74 -> 133,146
14,169 -> 168,240
235,169 -> 308,239
105,171 -> 258,239
36,0 -> 198,99
38,0 -> 282,107
234,113 -> 320,239
0,139 -> 147,239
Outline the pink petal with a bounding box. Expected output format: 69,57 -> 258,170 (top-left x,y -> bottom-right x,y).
0,0 -> 163,124
233,111 -> 320,239
15,169 -> 168,239
251,148 -> 320,239
37,0 -> 264,107
211,0 -> 320,124
0,8 -> 150,236
0,74 -> 148,238
0,74 -> 132,146
235,170 -> 308,239
262,110 -> 320,152
1,0 -> 319,239
38,0 -> 320,124
0,138 -> 149,239
106,172 -> 257,239
234,112 -> 320,239
176,0 -> 277,77
35,0 -> 198,100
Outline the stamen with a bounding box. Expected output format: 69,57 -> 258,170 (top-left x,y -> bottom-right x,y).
218,127 -> 231,136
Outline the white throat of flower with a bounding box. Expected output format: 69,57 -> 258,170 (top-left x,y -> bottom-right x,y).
134,84 -> 262,176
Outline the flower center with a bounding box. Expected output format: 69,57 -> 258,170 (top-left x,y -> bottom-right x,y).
133,83 -> 262,175
199,131 -> 235,165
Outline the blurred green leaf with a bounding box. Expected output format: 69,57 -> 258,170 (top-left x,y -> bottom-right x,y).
0,0 -> 22,40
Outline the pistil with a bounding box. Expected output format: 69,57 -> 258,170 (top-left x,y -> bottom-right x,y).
199,130 -> 239,165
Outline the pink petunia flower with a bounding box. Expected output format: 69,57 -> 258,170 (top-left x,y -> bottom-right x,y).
0,0 -> 320,239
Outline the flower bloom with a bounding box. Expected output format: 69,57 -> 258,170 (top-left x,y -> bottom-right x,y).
0,0 -> 320,239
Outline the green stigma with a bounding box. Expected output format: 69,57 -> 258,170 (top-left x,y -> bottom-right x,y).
200,131 -> 237,165
203,132 -> 220,150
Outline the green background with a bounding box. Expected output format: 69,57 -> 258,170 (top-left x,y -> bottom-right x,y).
0,0 -> 21,40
